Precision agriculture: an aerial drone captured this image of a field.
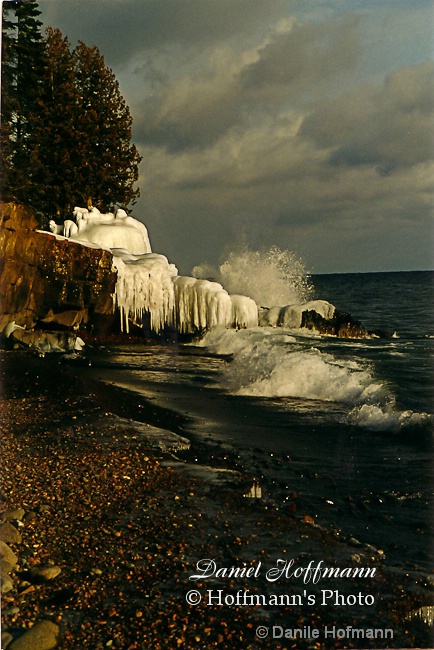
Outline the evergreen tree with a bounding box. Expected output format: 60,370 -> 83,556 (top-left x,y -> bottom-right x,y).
1,4 -> 142,220
30,28 -> 85,218
1,0 -> 47,204
72,40 -> 141,212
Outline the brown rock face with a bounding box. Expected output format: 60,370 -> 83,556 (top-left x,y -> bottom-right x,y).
0,202 -> 117,332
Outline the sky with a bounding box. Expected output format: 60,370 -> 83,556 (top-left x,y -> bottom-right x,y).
28,1 -> 434,273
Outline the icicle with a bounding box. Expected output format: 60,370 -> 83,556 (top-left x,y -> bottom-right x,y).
173,277 -> 233,334
230,294 -> 258,329
113,253 -> 177,333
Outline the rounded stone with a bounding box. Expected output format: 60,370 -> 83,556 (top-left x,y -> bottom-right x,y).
28,566 -> 62,583
0,522 -> 22,545
0,541 -> 18,568
9,620 -> 61,650
1,508 -> 25,522
1,575 -> 14,594
1,632 -> 14,649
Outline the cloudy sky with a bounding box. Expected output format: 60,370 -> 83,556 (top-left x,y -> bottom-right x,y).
36,0 -> 434,274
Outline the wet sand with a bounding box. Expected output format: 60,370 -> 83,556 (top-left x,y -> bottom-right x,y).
0,348 -> 433,649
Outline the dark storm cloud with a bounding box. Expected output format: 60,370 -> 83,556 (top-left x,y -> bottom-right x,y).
133,79 -> 244,152
240,15 -> 361,92
133,15 -> 362,153
301,61 -> 434,171
41,0 -> 290,66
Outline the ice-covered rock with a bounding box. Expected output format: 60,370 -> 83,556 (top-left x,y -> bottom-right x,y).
260,300 -> 335,329
113,253 -> 177,333
70,220 -> 151,254
259,300 -> 371,338
230,294 -> 258,329
113,259 -> 259,335
48,207 -> 152,255
279,300 -> 335,329
173,276 -> 233,334
40,206 -> 261,336
7,328 -> 84,353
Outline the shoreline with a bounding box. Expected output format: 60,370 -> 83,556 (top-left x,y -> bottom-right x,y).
1,348 -> 433,649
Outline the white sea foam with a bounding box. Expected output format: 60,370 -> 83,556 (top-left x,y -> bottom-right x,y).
201,328 -> 383,401
201,327 -> 430,431
348,404 -> 432,432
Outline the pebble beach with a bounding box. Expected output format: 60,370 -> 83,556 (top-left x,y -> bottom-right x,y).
1,347 -> 433,649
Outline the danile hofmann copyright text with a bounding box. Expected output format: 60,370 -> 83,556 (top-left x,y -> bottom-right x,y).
255,625 -> 393,641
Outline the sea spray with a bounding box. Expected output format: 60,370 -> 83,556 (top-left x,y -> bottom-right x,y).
200,327 -> 430,431
192,245 -> 314,307
201,328 -> 385,403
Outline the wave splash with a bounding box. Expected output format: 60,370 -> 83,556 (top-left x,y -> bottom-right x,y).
201,328 -> 431,432
192,244 -> 314,308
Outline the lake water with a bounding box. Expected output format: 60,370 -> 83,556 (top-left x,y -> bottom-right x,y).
84,270 -> 434,571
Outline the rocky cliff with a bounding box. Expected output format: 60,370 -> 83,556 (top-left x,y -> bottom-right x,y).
0,202 -> 117,334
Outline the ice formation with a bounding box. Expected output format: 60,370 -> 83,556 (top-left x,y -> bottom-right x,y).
45,206 -> 261,334
69,208 -> 152,254
230,294 -> 259,330
112,253 -> 178,333
172,279 -> 258,334
45,207 -> 338,336
259,300 -> 335,329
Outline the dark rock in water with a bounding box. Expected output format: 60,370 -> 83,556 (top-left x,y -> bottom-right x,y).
60,352 -> 91,366
8,620 -> 61,650
259,302 -> 380,338
301,309 -> 368,338
0,201 -> 116,334
369,328 -> 396,339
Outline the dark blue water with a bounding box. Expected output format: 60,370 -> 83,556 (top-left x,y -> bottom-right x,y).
85,271 -> 434,570
312,270 -> 434,415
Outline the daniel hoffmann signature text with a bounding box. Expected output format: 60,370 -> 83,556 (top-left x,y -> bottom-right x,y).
189,558 -> 377,584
